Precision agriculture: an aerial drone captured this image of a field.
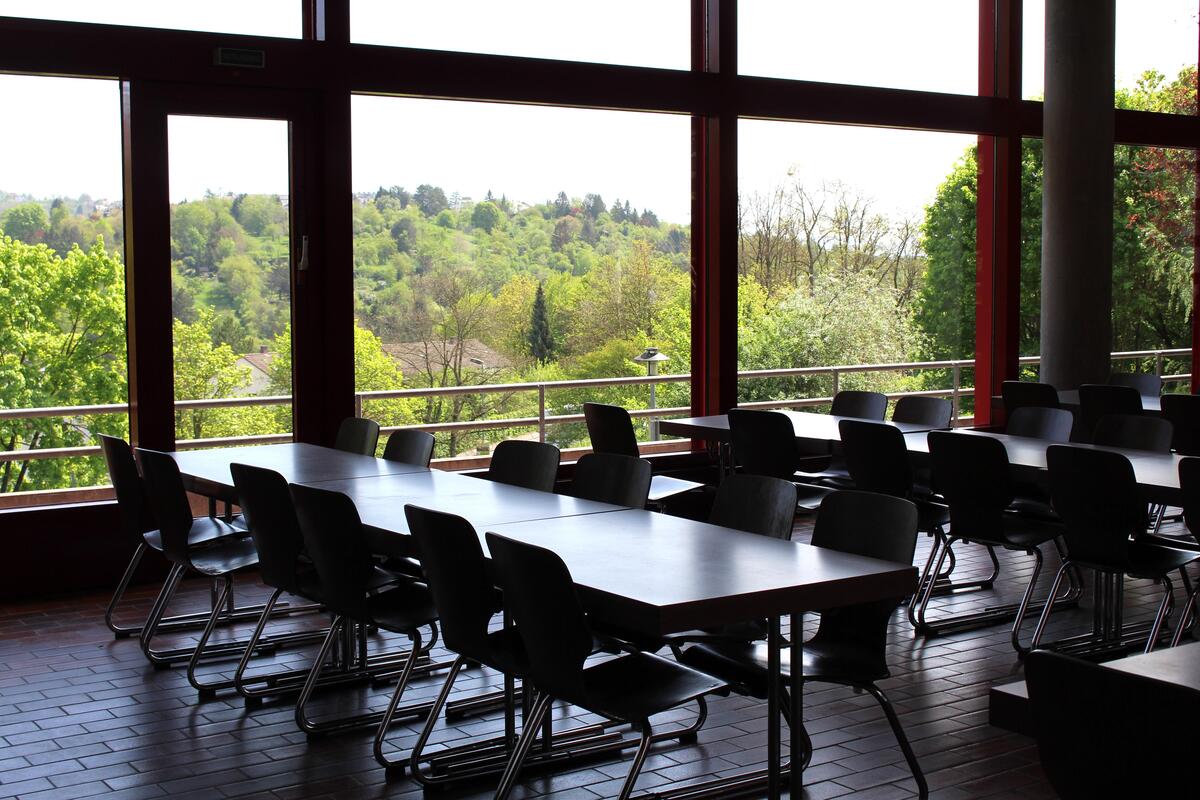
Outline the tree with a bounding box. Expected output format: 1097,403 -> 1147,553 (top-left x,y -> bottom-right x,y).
1,202 -> 48,243
414,184 -> 449,217
553,191 -> 572,218
471,200 -> 502,233
528,284 -> 554,364
585,193 -> 606,219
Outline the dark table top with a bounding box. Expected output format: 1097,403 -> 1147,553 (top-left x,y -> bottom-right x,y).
659,410 -> 937,444
1102,641 -> 1200,691
168,442 -> 428,501
485,509 -> 918,636
1056,389 -> 1162,413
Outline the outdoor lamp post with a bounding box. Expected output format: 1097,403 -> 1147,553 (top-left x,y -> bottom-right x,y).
633,347 -> 670,441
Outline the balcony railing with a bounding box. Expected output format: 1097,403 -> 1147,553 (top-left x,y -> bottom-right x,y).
0,348 -> 1191,474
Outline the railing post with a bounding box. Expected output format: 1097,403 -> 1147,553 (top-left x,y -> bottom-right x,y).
951,363 -> 962,426
831,368 -> 840,399
1156,350 -> 1164,376
354,393 -> 362,419
537,385 -> 546,443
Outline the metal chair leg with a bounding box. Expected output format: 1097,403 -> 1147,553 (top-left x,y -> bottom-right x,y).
909,534 -> 952,633
105,542 -> 148,637
139,563 -> 186,663
1171,584 -> 1199,648
232,587 -> 283,697
866,685 -> 928,798
372,629 -> 423,772
1011,546 -> 1044,654
1030,563 -> 1072,651
187,574 -> 237,695
1144,575 -> 1175,653
617,721 -> 654,800
495,691 -> 552,800
409,655 -> 468,786
295,616 -> 346,734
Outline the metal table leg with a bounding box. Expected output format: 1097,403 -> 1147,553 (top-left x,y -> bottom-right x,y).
790,612 -> 804,799
767,617 -> 781,800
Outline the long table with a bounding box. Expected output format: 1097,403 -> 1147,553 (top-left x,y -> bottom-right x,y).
1057,388 -> 1162,413
659,409 -> 936,444
167,442 -> 918,800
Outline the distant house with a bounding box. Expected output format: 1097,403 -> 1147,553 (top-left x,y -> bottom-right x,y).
383,340 -> 512,378
236,348 -> 275,396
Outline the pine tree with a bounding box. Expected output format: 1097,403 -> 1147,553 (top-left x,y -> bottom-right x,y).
527,284 -> 554,365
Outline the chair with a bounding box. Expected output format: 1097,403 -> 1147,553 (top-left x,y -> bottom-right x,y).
485,439 -> 560,492
678,491 -> 927,796
134,449 -> 261,693
1092,413 -> 1173,452
1001,380 -> 1060,414
1110,371 -> 1163,398
830,390 -> 887,420
920,431 -> 1077,650
1169,457 -> 1200,645
1025,649 -> 1195,798
1161,393 -> 1200,455
892,396 -> 953,428
290,483 -> 437,737
1033,446 -> 1199,654
567,452 -> 651,508
727,408 -> 834,512
382,428 -> 435,466
485,531 -> 727,800
335,416 -> 381,456
1005,406 -> 1073,441
1078,383 -> 1142,443
582,402 -> 703,504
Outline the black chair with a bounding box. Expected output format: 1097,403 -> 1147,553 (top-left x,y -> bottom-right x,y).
1001,380 -> 1060,414
335,416 -> 381,456
1025,649 -> 1195,798
134,448 -> 261,693
919,431 -> 1077,650
1092,413 -> 1173,453
1033,446 -> 1199,654
290,483 -> 437,737
727,408 -> 834,512
1078,383 -> 1142,443
678,491 -> 927,796
1110,371 -> 1163,398
892,396 -> 953,428
1169,457 -> 1200,645
1005,406 -> 1073,441
582,402 -> 703,504
830,390 -> 887,420
567,452 -> 651,508
382,428 -> 435,466
1161,393 -> 1200,455
485,532 -> 727,800
485,439 -> 560,492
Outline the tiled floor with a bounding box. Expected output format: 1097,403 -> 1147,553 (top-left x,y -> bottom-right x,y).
1,521 -> 1191,800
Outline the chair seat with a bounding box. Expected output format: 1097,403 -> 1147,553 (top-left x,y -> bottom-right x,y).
1009,494 -> 1059,521
794,481 -> 836,512
143,514 -> 246,552
480,627 -> 530,676
648,475 -> 705,504
575,651 -> 727,722
1075,541 -> 1200,580
592,617 -> 768,654
366,579 -> 439,634
916,500 -> 950,532
188,535 -> 260,577
956,511 -> 1063,550
678,638 -> 888,698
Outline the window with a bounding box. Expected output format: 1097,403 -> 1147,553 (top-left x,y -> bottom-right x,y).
350,96 -> 691,460
351,0 -> 689,70
737,120 -> 978,418
0,75 -> 127,505
0,0 -> 301,38
738,0 -> 978,95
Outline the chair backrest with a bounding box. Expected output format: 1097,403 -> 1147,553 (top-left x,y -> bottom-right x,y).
382,429 -> 435,466
928,431 -> 1013,541
487,439 -> 560,492
334,416 -> 380,456
230,463 -> 305,593
133,448 -> 196,565
1078,384 -> 1142,442
1025,649 -> 1196,798
1179,457 -> 1200,537
1005,406 -> 1074,442
1109,371 -> 1162,397
1161,393 -> 1200,455
290,483 -> 376,618
891,396 -> 952,428
708,474 -> 796,540
567,452 -> 651,507
99,434 -> 156,545
808,491 -> 918,665
727,408 -> 798,481
583,402 -> 640,457
405,505 -> 494,660
1001,380 -> 1060,413
830,390 -> 887,420
838,419 -> 913,497
1092,413 -> 1173,453
485,532 -> 593,701
1047,445 -> 1145,567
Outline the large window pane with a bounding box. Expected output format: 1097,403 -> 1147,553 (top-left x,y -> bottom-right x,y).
737,121 -> 978,419
1024,0 -> 1198,111
351,97 -> 691,461
0,0 -> 300,37
351,0 -> 688,70
168,116 -> 294,448
0,75 -> 127,506
739,0 -> 977,95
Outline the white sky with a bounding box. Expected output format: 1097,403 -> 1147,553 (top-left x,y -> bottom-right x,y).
0,1 -> 1196,224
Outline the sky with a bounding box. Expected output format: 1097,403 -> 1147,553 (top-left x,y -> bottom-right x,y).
0,0 -> 1196,224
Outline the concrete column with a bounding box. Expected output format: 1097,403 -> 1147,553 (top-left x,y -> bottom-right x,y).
1039,0 -> 1116,389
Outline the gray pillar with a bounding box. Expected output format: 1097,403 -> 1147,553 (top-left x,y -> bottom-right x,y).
1039,0 -> 1115,389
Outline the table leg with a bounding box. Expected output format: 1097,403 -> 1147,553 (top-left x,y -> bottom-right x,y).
767,616 -> 781,800
790,612 -> 804,798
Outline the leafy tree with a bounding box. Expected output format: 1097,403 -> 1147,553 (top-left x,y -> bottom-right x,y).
585,193 -> 606,219
1,202 -> 48,243
528,284 -> 554,364
471,200 -> 503,233
390,216 -> 417,253
553,191 -> 572,218
414,184 -> 449,217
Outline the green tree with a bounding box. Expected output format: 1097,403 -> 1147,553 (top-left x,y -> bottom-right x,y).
471,201 -> 503,233
414,184 -> 449,217
528,284 -> 554,364
1,202 -> 48,243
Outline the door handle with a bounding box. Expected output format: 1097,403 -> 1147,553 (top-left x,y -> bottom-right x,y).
298,235 -> 310,271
